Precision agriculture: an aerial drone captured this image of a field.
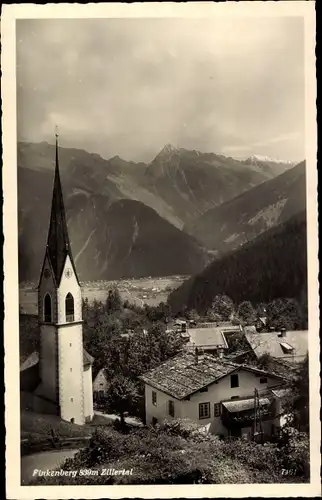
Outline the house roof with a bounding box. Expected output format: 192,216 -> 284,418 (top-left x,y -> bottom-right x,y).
20,351 -> 39,371
222,397 -> 270,413
140,353 -> 284,400
186,327 -> 229,349
20,348 -> 94,372
271,388 -> 291,399
245,330 -> 308,361
92,366 -> 107,381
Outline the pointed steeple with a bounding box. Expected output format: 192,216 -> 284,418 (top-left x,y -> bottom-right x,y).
46,129 -> 77,285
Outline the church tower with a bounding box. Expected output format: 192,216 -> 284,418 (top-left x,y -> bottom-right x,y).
36,131 -> 93,425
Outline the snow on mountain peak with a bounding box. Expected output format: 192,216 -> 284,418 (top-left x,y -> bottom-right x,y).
246,154 -> 295,165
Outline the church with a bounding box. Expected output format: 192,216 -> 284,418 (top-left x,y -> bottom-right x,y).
20,133 -> 94,425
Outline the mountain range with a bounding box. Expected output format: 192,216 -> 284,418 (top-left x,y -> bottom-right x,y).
18,141 -> 302,283
185,161 -> 306,254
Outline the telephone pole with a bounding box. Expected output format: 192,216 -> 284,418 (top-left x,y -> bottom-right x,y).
253,388 -> 263,443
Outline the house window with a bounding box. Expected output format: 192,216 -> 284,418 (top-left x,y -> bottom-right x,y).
152,391 -> 157,406
199,402 -> 210,419
152,417 -> 158,425
168,400 -> 175,417
214,403 -> 221,417
65,293 -> 74,322
70,397 -> 73,402
44,293 -> 52,323
260,377 -> 268,384
231,374 -> 239,388
70,368 -> 72,372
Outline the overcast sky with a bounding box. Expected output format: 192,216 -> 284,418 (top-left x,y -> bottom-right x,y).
16,17 -> 305,163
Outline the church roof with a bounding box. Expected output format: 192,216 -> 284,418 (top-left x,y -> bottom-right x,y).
20,349 -> 94,371
44,133 -> 79,286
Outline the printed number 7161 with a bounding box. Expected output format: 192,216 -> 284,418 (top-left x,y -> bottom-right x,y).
281,469 -> 297,476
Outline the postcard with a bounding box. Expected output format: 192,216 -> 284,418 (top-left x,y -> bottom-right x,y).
2,2 -> 320,498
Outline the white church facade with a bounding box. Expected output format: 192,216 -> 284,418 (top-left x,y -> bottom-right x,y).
20,133 -> 94,425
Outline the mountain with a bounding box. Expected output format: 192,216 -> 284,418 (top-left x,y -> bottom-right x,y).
185,161 -> 306,253
17,141 -> 293,282
242,154 -> 296,177
142,144 -> 276,227
168,211 -> 307,314
18,190 -> 207,282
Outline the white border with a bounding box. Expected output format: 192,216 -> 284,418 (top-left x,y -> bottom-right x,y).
2,2 -> 319,499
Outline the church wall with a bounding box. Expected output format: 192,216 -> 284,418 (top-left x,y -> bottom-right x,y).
83,365 -> 94,422
57,255 -> 82,325
39,324 -> 58,403
58,324 -> 85,425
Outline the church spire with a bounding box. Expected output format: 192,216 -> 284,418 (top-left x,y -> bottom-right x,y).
46,129 -> 77,285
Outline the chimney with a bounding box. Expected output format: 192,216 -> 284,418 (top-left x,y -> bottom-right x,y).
218,348 -> 224,359
280,327 -> 287,338
181,321 -> 187,333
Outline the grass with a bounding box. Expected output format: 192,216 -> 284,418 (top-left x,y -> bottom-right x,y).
21,409 -> 112,444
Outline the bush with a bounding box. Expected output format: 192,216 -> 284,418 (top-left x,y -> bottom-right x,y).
29,422 -> 310,485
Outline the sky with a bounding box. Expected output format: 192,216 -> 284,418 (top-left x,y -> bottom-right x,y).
16,17 -> 305,163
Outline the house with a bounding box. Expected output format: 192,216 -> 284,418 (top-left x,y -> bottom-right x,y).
183,324 -> 230,356
176,321 -> 241,355
245,329 -> 308,364
140,352 -> 287,440
255,316 -> 268,332
92,368 -> 109,402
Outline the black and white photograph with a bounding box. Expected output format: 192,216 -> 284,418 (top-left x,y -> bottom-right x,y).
2,2 -> 319,498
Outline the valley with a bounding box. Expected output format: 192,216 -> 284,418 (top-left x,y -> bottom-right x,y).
19,275 -> 189,314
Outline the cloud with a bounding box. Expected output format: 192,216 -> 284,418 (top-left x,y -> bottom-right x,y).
16,17 -> 305,162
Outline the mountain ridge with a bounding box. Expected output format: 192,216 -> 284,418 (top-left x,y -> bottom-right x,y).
18,140 -> 299,283
169,210 -> 308,314
185,161 -> 306,254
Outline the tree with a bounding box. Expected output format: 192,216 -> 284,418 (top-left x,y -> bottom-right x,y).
105,287 -> 123,314
237,301 -> 256,325
283,355 -> 309,433
185,309 -> 200,323
207,294 -> 234,322
266,298 -> 303,331
105,376 -> 140,429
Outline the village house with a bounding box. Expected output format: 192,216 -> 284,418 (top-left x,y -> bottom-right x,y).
183,323 -> 233,356
244,328 -> 308,364
140,352 -> 287,440
92,368 -> 109,403
174,320 -> 241,356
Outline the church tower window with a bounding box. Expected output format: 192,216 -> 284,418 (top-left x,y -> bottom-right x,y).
65,293 -> 74,322
44,293 -> 52,323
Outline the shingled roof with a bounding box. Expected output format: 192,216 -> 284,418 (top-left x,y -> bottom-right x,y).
140,353 -> 284,400
245,330 -> 308,362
